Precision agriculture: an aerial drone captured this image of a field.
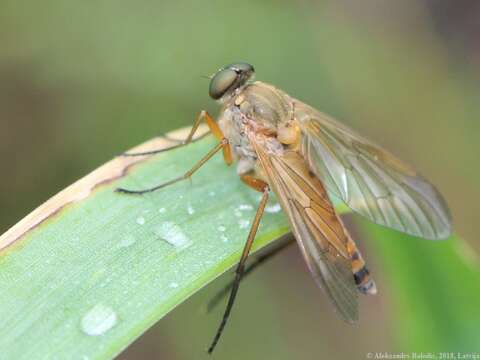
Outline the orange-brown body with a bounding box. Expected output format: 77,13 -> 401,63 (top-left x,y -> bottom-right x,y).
218,81 -> 376,310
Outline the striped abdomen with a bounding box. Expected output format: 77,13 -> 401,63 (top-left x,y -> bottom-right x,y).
346,237 -> 377,295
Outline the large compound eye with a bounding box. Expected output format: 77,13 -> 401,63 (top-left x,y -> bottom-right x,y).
208,62 -> 255,100
209,68 -> 238,100
229,62 -> 254,74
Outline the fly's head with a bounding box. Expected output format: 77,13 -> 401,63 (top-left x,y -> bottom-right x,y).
209,62 -> 255,102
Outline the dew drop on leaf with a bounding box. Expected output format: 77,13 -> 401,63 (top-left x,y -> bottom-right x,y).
237,204 -> 254,211
265,203 -> 282,213
154,222 -> 191,249
118,235 -> 136,248
238,219 -> 250,229
81,304 -> 118,336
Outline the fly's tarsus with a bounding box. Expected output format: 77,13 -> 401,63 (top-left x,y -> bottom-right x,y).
115,175 -> 184,195
119,128 -> 211,157
114,186 -> 159,195
120,146 -> 177,157
207,180 -> 270,354
116,140 -> 226,196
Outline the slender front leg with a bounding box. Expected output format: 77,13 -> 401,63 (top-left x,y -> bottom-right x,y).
207,176 -> 269,354
116,138 -> 229,195
122,111 -> 231,165
116,111 -> 232,195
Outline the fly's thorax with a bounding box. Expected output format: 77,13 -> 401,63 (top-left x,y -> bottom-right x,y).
217,81 -> 297,175
237,82 -> 301,149
217,98 -> 258,175
234,81 -> 292,128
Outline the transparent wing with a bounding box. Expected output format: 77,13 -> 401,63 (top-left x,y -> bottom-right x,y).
252,141 -> 358,322
295,102 -> 452,240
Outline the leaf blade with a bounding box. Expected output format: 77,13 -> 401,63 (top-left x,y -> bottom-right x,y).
0,127 -> 290,359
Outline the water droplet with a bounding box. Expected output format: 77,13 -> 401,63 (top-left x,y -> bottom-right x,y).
118,235 -> 136,248
209,191 -> 216,197
234,210 -> 242,218
170,282 -> 179,288
237,204 -> 254,211
187,204 -> 195,215
221,234 -> 229,243
265,203 -> 282,213
81,304 -> 117,336
217,225 -> 226,232
136,217 -> 145,225
158,208 -> 166,213
238,219 -> 250,229
154,222 -> 191,249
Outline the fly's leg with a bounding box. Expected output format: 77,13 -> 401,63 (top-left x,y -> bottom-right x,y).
121,110 -> 211,157
121,111 -> 231,159
206,235 -> 295,313
116,138 -> 230,194
207,176 -> 269,354
120,131 -> 210,157
116,116 -> 232,194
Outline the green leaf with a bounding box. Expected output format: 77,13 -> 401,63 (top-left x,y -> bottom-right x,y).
0,127 -> 293,359
0,126 -> 477,358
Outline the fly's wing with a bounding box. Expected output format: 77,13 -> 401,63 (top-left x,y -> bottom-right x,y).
252,140 -> 358,322
295,102 -> 452,240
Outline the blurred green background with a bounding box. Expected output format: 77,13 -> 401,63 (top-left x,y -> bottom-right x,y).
1,1 -> 479,359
